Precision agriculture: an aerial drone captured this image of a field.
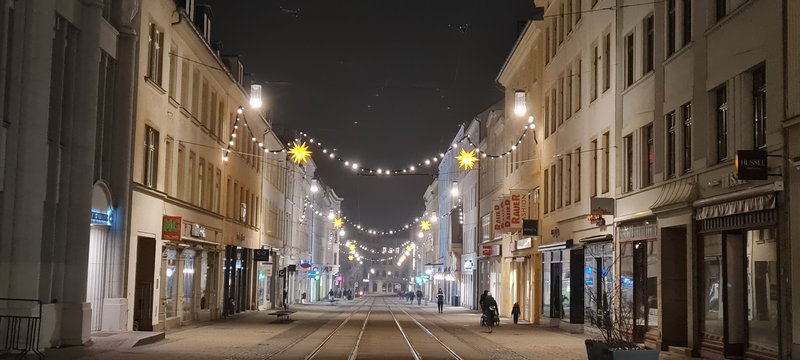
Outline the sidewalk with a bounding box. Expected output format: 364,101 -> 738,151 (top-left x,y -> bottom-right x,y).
401,300 -> 702,360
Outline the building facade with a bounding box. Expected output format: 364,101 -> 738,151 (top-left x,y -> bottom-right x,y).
0,0 -> 139,346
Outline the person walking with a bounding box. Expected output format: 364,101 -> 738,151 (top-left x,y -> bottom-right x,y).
436,288 -> 445,313
483,294 -> 498,333
328,289 -> 335,300
409,291 -> 415,304
512,302 -> 520,324
416,289 -> 423,305
479,290 -> 488,313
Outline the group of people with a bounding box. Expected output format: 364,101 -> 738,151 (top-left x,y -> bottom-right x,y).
402,288 -> 447,314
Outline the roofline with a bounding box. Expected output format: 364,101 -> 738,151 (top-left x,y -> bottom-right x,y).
494,20 -> 532,84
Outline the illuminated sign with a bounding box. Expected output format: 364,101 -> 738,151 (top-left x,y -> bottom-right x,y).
162,216 -> 182,242
91,210 -> 112,226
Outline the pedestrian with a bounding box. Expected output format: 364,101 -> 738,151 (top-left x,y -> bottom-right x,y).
409,291 -> 415,303
328,288 -> 335,300
436,288 -> 445,313
479,290 -> 488,313
483,294 -> 498,333
512,302 -> 520,324
416,289 -> 423,305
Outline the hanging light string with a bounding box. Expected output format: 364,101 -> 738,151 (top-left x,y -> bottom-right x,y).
223,106 -> 286,162
294,116 -> 534,175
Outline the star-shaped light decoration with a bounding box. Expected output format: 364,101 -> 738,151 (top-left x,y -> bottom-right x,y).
348,255 -> 355,261
348,243 -> 357,251
420,220 -> 431,231
457,149 -> 478,170
333,218 -> 344,229
288,142 -> 312,164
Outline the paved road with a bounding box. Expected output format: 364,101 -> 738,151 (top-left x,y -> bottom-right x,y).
45,295 -> 699,360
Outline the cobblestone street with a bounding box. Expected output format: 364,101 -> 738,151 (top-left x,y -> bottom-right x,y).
45,295 -> 699,360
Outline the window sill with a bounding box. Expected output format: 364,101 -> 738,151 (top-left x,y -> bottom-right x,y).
145,77 -> 166,95
663,42 -> 693,67
168,96 -> 180,108
621,71 -> 654,96
704,0 -> 756,37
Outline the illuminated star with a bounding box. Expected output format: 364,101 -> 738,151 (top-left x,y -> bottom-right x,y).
420,220 -> 431,231
457,149 -> 478,170
333,218 -> 344,229
289,142 -> 312,164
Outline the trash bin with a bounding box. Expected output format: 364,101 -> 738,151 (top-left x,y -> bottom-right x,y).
451,295 -> 460,307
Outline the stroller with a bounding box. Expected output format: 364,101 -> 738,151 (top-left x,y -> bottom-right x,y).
480,305 -> 500,327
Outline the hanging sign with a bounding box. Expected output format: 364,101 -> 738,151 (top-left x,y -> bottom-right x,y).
509,191 -> 529,230
590,197 -> 615,215
522,219 -> 539,236
254,249 -> 270,262
481,244 -> 501,257
162,216 -> 182,242
735,150 -> 768,180
502,196 -> 512,231
91,210 -> 112,226
190,224 -> 206,239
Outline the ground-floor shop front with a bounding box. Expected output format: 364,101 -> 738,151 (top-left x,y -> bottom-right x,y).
460,253 -> 476,310
694,190 -> 783,359
538,240 -> 584,333
478,243 -> 503,313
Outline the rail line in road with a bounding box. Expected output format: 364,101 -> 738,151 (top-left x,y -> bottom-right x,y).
304,296 -> 376,360
385,297 -> 464,360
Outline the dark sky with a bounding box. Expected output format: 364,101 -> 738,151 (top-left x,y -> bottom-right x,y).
204,0 -> 533,231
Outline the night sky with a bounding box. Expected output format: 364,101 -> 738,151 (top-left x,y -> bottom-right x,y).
204,0 -> 535,232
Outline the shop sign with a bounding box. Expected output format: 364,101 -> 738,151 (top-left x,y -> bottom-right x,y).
162,216 -> 182,242
590,197 -> 615,215
515,257 -> 527,262
735,150 -> 768,180
91,210 -> 112,226
493,196 -> 511,234
463,260 -> 474,271
509,191 -> 529,230
254,249 -> 270,262
481,244 -> 501,257
278,269 -> 286,277
522,219 -> 538,236
190,224 -> 206,239
516,237 -> 532,250
263,266 -> 273,277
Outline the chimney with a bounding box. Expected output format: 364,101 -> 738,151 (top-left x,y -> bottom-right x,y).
176,0 -> 195,22
194,4 -> 213,43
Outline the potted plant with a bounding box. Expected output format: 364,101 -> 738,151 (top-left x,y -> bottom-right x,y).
584,261 -> 659,360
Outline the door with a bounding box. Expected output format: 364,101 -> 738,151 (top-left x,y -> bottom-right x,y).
551,262 -> 562,318
86,225 -> 110,331
133,237 -> 156,331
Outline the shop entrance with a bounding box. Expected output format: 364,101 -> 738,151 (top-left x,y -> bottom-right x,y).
133,237 -> 155,331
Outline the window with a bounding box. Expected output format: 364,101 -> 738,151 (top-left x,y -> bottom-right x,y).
206,162 -> 214,210
603,34 -> 610,91
558,74 -> 564,126
544,168 -> 550,214
198,158 -> 205,207
624,134 -> 634,191
715,86 -> 728,162
565,66 -> 572,117
602,132 -> 610,193
753,66 -> 766,149
575,148 -> 581,202
550,165 -> 556,211
189,151 -> 196,203
558,4 -> 564,45
590,140 -> 598,197
0,4 -> 14,191
591,45 -> 598,101
551,89 -> 557,132
147,23 -> 164,85
177,144 -> 186,199
557,159 -> 563,209
575,58 -> 582,111
575,0 -> 582,22
168,44 -> 178,99
210,91 -> 217,137
217,98 -> 224,138
643,15 -> 654,73
666,112 -> 676,178
625,33 -> 635,87
715,0 -> 727,22
565,154 -> 572,205
565,0 -> 572,35
667,0 -> 676,56
644,124 -> 654,186
682,102 -> 693,172
682,0 -> 692,46
143,126 -> 159,187
544,95 -> 551,138
165,137 -> 174,195
180,59 -> 190,106
545,27 -> 551,65
202,79 -> 209,127
102,0 -> 114,20
191,69 -> 200,116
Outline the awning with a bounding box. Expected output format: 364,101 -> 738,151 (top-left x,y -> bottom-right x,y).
579,234 -> 612,243
537,240 -> 573,251
696,193 -> 775,220
650,177 -> 697,210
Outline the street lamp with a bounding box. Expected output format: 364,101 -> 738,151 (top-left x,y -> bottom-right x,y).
450,181 -> 460,198
338,229 -> 345,237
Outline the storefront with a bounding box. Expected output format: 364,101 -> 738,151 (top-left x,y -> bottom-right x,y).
223,245 -> 252,316
510,237 -> 534,322
460,255 -> 476,309
479,244 -> 503,309
695,192 -> 780,359
617,221 -> 659,344
539,240 -> 583,331
581,235 -> 613,332
254,249 -> 274,310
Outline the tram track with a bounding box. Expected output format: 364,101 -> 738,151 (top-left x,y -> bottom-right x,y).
304,296 -> 376,360
384,297 -> 464,360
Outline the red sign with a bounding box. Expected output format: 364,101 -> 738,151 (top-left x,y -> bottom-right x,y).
502,196 -> 511,230
162,216 -> 182,242
481,244 -> 501,257
493,201 -> 503,232
509,191 -> 530,230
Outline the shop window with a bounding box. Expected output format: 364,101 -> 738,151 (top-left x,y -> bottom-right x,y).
701,235 -> 723,340
162,247 -> 179,319
182,249 -> 195,321
620,240 -> 658,342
